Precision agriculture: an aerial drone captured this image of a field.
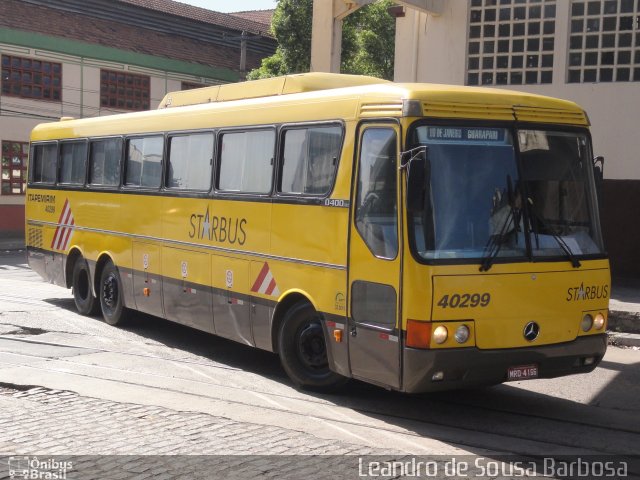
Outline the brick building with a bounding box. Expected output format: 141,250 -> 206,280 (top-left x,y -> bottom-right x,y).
0,0 -> 275,238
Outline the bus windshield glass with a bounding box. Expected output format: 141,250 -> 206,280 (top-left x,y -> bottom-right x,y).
409,125 -> 604,262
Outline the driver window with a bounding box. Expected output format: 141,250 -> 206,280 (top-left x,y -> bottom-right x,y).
355,128 -> 398,259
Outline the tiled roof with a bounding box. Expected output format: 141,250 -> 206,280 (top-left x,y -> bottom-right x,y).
229,9 -> 274,30
117,0 -> 273,36
0,0 -> 267,73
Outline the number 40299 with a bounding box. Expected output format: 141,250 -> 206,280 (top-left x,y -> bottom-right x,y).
437,293 -> 491,309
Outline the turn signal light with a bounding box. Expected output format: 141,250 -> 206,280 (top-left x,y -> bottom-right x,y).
406,320 -> 431,349
333,329 -> 343,343
143,288 -> 150,297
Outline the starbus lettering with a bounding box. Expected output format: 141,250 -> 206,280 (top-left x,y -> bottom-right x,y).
188,206 -> 247,245
566,282 -> 609,302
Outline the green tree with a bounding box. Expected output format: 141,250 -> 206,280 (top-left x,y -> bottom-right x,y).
247,0 -> 395,80
342,0 -> 396,80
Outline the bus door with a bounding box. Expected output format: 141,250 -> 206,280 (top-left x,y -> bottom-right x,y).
347,124 -> 402,389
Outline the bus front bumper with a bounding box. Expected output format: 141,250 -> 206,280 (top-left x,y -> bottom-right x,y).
402,334 -> 607,393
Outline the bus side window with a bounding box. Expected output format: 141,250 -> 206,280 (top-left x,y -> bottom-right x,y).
89,138 -> 122,187
125,136 -> 163,189
355,128 -> 398,259
218,130 -> 274,194
167,133 -> 214,191
279,125 -> 342,196
31,143 -> 58,184
59,141 -> 87,185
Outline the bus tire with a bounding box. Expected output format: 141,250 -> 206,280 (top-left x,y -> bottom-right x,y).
99,260 -> 131,326
72,258 -> 100,316
278,301 -> 346,390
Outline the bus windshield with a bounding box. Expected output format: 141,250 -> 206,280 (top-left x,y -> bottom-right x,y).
409,125 -> 604,262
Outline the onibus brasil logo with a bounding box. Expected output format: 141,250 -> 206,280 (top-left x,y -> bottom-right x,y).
8,456 -> 73,479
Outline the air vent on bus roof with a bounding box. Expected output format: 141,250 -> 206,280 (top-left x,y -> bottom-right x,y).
422,102 -> 589,125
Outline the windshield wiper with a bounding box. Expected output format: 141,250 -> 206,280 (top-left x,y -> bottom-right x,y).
480,175 -> 521,272
528,208 -> 581,268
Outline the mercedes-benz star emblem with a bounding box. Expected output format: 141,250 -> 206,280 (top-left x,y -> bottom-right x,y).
523,321 -> 540,342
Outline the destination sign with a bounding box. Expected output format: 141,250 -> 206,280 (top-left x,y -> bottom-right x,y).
426,127 -> 506,143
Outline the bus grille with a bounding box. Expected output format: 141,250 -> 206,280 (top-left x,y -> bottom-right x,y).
27,226 -> 43,249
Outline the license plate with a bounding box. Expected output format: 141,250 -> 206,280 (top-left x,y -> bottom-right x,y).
507,364 -> 539,381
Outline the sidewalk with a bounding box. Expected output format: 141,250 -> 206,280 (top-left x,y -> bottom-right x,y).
1,235 -> 638,345
0,234 -> 25,253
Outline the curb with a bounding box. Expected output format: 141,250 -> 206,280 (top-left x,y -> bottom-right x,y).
0,237 -> 25,252
607,309 -> 640,335
607,331 -> 640,348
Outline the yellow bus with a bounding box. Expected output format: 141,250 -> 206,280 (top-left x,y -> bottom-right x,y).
25,73 -> 609,392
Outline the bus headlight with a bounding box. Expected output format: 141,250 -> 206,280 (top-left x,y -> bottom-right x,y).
593,313 -> 606,330
581,314 -> 593,332
454,325 -> 470,344
433,325 -> 448,344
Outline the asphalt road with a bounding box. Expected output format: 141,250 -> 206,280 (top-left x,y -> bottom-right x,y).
0,250 -> 639,476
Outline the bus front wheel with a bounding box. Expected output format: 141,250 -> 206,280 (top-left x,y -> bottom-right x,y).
278,301 -> 346,390
72,258 -> 100,316
99,261 -> 131,326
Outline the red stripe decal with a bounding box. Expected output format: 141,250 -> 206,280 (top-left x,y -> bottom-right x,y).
60,218 -> 75,250
50,227 -> 61,249
56,199 -> 69,224
55,206 -> 73,250
251,262 -> 270,292
54,229 -> 65,250
61,205 -> 73,226
264,278 -> 277,296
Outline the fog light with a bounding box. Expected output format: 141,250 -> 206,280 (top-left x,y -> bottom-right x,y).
433,326 -> 448,344
581,314 -> 593,332
432,371 -> 444,381
584,356 -> 595,366
454,325 -> 470,344
593,313 -> 605,330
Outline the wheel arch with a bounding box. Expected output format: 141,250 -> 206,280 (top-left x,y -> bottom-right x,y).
271,290 -> 317,354
64,247 -> 84,289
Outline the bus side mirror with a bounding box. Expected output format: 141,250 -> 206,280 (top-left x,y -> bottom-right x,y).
593,155 -> 604,210
593,155 -> 604,182
406,152 -> 429,213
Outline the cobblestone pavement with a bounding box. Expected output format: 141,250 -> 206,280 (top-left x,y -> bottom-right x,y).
0,385 -> 387,456
0,385 -> 399,479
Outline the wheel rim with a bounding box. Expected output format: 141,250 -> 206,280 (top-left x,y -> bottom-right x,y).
296,322 -> 328,371
102,273 -> 119,312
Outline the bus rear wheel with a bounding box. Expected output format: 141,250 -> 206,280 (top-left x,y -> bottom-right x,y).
278,301 -> 346,390
72,258 -> 100,316
99,260 -> 131,326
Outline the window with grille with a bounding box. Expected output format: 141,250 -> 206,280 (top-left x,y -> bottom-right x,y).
100,69 -> 150,111
568,0 -> 640,83
1,55 -> 62,101
1,141 -> 29,195
467,0 -> 557,86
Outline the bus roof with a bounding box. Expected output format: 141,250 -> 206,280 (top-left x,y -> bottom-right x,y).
158,72 -> 390,109
31,74 -> 589,141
